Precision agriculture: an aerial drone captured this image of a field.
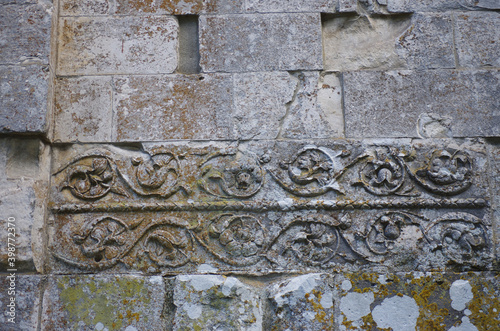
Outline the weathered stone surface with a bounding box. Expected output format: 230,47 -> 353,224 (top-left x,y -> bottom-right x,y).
268,274 -> 334,329
454,12 -> 500,68
337,272 -> 499,330
113,74 -> 233,141
0,275 -> 42,330
489,142 -> 500,266
280,71 -> 344,138
114,0 -> 243,14
0,3 -> 52,64
387,0 -> 477,12
57,16 -> 178,76
0,138 -> 49,271
41,275 -> 167,330
173,275 -> 262,330
199,14 -> 322,72
338,0 -> 357,12
53,76 -> 112,143
60,0 -> 111,16
245,0 -> 335,12
233,72 -> 296,139
344,70 -> 499,138
0,65 -> 49,133
323,13 -> 454,71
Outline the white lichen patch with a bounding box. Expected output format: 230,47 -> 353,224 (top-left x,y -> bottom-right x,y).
448,316 -> 479,331
340,291 -> 374,322
372,295 -> 419,331
450,280 -> 474,311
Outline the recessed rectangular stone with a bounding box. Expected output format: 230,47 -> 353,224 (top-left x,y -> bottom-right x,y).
60,0 -> 111,16
0,65 -> 49,133
41,275 -> 168,330
57,16 -> 178,75
113,74 -> 234,141
245,0 -> 335,12
53,76 -> 113,142
344,70 -> 499,138
199,14 -> 322,72
454,12 -> 500,68
0,3 -> 52,64
323,13 -> 454,71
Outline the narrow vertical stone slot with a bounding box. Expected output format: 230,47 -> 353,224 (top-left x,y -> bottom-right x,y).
177,15 -> 201,74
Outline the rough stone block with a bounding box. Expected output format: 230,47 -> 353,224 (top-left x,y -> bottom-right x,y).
54,76 -> 113,143
245,0 -> 335,13
387,0 -> 471,12
0,65 -> 48,133
323,13 -> 454,71
173,275 -> 262,330
41,275 -> 168,330
338,0 -> 357,12
455,12 -> 500,68
268,274 -> 334,330
57,16 -> 178,75
337,272 -> 499,330
489,142 -> 500,264
113,74 -> 234,141
60,0 -> 111,16
280,71 -> 344,139
199,14 -> 322,72
114,0 -> 243,14
0,3 -> 52,64
0,275 -> 42,330
344,70 -> 499,138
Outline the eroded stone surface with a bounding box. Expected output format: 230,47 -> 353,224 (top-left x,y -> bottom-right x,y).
57,16 -> 178,75
0,275 -> 42,330
0,65 -> 49,133
173,275 -> 262,330
337,272 -> 500,330
245,0 -> 335,12
199,14 -> 322,72
344,70 -> 500,138
113,74 -> 233,141
268,274 -> 334,330
454,12 -> 500,68
41,275 -> 167,330
54,76 -> 112,143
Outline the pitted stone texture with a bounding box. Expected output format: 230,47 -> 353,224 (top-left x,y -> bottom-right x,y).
41,275 -> 167,330
338,0 -> 357,12
387,0 -> 484,12
337,272 -> 499,330
199,14 -> 322,72
113,74 -> 233,141
233,72 -> 296,139
489,142 -> 500,265
268,274 -> 334,330
57,16 -> 178,76
0,138 -> 47,271
0,3 -> 52,64
0,275 -> 42,330
173,275 -> 262,330
344,70 -> 499,138
245,0 -> 335,12
0,65 -> 49,133
60,0 -> 111,16
114,0 -> 243,14
455,12 -> 500,68
54,76 -> 112,143
323,13 -> 454,71
280,71 -> 344,138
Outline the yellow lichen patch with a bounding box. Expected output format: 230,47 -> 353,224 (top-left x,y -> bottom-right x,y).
467,275 -> 500,330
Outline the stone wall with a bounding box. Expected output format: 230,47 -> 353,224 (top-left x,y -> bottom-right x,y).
1,0 -> 499,330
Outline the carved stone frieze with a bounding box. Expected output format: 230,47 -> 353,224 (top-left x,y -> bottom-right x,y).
48,140 -> 493,273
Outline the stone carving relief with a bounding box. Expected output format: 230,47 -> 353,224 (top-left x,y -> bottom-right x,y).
48,141 -> 492,273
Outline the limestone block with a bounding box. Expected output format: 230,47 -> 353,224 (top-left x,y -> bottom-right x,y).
323,13 -> 454,71
60,0 -> 111,16
245,0 -> 335,13
199,14 -> 322,72
267,274 -> 334,330
0,275 -> 42,330
0,3 -> 52,64
57,16 -> 178,76
280,71 -> 344,139
41,275 -> 168,330
173,275 -> 262,330
338,0 -> 357,12
337,272 -> 499,330
387,0 -> 473,12
54,76 -> 113,143
488,142 -> 500,265
0,65 -> 49,133
233,72 -> 296,139
469,0 -> 500,9
113,74 -> 233,141
114,0 -> 243,14
455,12 -> 500,68
344,70 -> 499,138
